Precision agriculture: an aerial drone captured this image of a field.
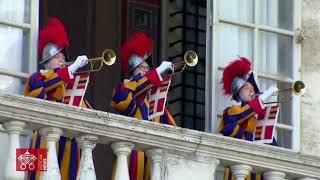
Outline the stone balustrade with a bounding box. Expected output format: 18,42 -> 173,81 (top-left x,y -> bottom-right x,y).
0,92 -> 319,180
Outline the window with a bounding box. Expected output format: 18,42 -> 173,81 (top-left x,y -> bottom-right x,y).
206,0 -> 301,150
0,1 -> 39,177
0,0 -> 39,94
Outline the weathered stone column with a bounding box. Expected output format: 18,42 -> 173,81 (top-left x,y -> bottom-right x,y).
76,134 -> 98,180
40,127 -> 63,180
3,120 -> 26,180
263,171 -> 286,180
230,164 -> 252,180
111,141 -> 134,180
146,148 -> 164,180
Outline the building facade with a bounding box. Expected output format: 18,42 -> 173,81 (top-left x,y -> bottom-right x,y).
0,0 -> 319,179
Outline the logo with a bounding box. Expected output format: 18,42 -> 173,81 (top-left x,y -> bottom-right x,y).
16,148 -> 47,171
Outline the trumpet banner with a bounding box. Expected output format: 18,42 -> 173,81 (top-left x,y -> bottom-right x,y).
148,76 -> 171,120
254,104 -> 279,144
63,74 -> 89,107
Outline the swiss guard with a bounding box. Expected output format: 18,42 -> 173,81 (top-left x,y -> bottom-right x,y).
24,17 -> 91,107
218,57 -> 279,180
110,32 -> 176,180
24,17 -> 90,180
218,57 -> 278,143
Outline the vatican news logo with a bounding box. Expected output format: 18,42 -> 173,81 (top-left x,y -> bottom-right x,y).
16,148 -> 47,171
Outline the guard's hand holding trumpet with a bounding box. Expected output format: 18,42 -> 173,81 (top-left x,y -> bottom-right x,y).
154,50 -> 198,77
156,61 -> 173,76
69,55 -> 89,74
255,81 -> 305,104
259,86 -> 279,102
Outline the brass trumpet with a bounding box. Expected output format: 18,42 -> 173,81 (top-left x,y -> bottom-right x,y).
65,49 -> 116,73
274,80 -> 306,96
172,50 -> 198,73
261,81 -> 306,104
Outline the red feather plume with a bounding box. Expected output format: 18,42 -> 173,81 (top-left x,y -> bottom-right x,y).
221,57 -> 252,95
38,18 -> 70,55
120,32 -> 153,75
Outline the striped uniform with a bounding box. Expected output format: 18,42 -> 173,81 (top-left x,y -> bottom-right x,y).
24,67 -> 91,108
24,67 -> 89,180
218,97 -> 265,141
219,98 -> 278,180
111,69 -> 176,180
111,69 -> 176,125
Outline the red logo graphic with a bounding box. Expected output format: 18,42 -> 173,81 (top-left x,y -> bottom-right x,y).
16,148 -> 47,171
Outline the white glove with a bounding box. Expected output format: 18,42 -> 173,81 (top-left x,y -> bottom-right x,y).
69,55 -> 89,73
259,86 -> 279,102
156,61 -> 173,76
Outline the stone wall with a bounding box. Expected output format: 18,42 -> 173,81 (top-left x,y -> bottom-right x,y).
301,0 -> 320,156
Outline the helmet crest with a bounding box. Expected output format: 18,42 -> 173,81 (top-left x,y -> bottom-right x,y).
221,57 -> 259,98
120,32 -> 153,76
38,18 -> 70,64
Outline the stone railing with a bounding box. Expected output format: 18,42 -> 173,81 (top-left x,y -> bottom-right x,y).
0,92 -> 319,180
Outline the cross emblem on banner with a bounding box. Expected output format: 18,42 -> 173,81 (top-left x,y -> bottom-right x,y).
63,74 -> 89,107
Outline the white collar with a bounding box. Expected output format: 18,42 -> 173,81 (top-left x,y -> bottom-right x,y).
40,69 -> 48,73
231,100 -> 242,106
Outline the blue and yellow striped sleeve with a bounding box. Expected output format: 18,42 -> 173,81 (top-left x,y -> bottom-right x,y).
111,69 -> 162,117
42,67 -> 72,92
23,72 -> 46,99
126,69 -> 162,97
218,97 -> 265,140
111,83 -> 138,117
24,67 -> 72,101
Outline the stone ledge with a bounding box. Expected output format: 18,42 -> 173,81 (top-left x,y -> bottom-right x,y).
0,92 -> 319,178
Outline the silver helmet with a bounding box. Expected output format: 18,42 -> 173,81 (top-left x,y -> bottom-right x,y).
231,75 -> 247,95
231,72 -> 260,100
40,43 -> 63,64
128,53 -> 151,73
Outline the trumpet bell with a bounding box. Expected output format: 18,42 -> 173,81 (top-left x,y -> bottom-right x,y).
102,49 -> 116,66
292,80 -> 306,96
184,50 -> 198,67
